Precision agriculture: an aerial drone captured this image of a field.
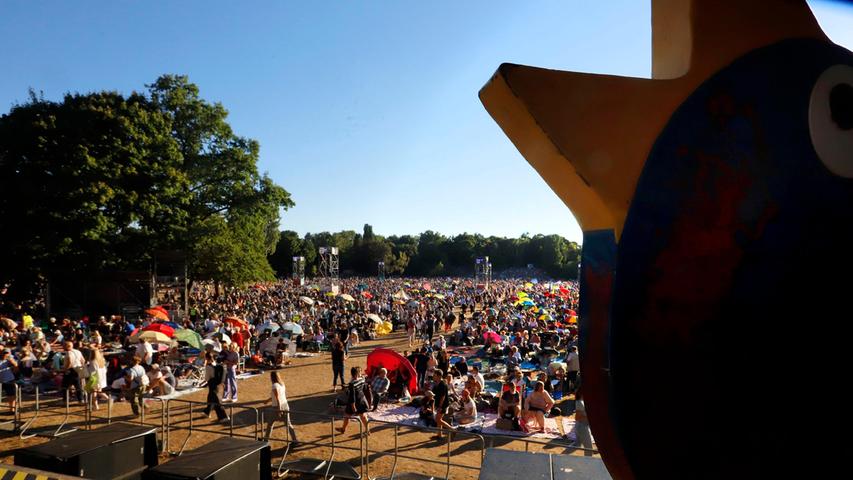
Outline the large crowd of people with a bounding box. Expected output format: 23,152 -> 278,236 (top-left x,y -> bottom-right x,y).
0,276 -> 587,445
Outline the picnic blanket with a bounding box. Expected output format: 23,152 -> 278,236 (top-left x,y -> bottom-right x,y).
367,403 -> 576,441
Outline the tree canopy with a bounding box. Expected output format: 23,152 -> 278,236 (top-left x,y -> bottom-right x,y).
268,224 -> 580,279
0,76 -> 293,293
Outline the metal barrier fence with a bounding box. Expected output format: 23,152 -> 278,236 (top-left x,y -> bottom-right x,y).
2,384 -> 598,479
19,389 -> 90,439
164,398 -> 260,455
264,408 -> 365,479
363,418 -> 486,480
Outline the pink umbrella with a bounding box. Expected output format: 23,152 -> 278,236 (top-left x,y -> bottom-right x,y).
483,331 -> 502,344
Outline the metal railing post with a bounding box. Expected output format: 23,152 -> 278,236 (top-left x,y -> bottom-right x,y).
19,388 -> 39,439
446,430 -> 452,479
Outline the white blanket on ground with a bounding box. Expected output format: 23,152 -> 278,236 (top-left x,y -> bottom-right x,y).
367,404 -> 576,442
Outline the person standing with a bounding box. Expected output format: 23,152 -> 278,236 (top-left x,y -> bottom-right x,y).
61,341 -> 85,403
430,369 -> 453,440
123,356 -> 147,416
336,366 -> 370,435
425,316 -> 436,343
0,350 -> 18,412
573,390 -> 593,456
264,371 -> 299,444
565,346 -> 580,390
331,339 -> 346,392
202,352 -> 229,422
86,348 -> 109,410
406,317 -> 416,347
223,343 -> 239,402
135,338 -> 154,366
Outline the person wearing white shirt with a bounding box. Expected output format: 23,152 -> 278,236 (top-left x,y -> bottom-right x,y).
452,388 -> 477,425
264,371 -> 298,443
135,339 -> 154,365
565,346 -> 580,388
61,341 -> 85,403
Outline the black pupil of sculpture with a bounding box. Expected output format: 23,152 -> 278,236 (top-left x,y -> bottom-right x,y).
830,82 -> 853,130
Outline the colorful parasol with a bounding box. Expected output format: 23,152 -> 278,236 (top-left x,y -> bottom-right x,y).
145,308 -> 169,322
141,323 -> 175,337
223,317 -> 248,329
173,329 -> 203,349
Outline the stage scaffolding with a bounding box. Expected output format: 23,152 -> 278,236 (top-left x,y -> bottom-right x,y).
291,256 -> 305,285
318,247 -> 339,293
475,256 -> 492,287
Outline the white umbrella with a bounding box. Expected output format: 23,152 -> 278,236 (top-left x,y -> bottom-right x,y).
407,300 -> 420,308
201,338 -> 222,352
281,322 -> 304,335
206,331 -> 231,344
259,321 -> 280,333
299,296 -> 315,305
366,313 -> 383,324
339,294 -> 356,302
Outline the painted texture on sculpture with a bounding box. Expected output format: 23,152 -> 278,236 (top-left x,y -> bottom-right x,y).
482,1 -> 852,478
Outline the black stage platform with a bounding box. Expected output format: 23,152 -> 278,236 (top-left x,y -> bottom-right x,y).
478,449 -> 611,480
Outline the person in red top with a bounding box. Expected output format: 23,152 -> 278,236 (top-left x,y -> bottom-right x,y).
231,329 -> 246,355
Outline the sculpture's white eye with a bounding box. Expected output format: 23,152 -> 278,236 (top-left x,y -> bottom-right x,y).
809,64 -> 853,178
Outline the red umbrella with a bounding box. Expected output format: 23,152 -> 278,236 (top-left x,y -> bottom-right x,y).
223,317 -> 248,329
141,323 -> 175,337
361,291 -> 373,299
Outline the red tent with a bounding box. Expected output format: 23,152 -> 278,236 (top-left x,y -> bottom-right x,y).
365,348 -> 418,395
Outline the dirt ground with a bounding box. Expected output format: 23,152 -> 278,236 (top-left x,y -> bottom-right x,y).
0,330 -> 598,479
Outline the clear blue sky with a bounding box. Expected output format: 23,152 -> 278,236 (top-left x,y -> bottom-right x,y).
2,1 -> 851,243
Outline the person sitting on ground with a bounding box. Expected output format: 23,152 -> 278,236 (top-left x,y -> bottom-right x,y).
464,364 -> 480,388
523,380 -> 556,433
146,364 -> 174,396
464,374 -> 482,398
419,390 -> 437,427
450,388 -> 477,425
497,382 -> 521,430
506,345 -> 522,371
162,365 -> 177,389
369,368 -> 390,411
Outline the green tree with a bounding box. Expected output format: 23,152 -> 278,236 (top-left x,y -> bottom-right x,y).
0,90 -> 188,288
146,75 -> 293,284
268,230 -> 303,276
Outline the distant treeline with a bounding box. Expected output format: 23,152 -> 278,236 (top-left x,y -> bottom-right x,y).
268,224 -> 581,279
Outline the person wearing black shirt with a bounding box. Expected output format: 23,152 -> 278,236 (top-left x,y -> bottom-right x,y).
411,348 -> 429,389
430,369 -> 453,439
337,323 -> 350,356
425,317 -> 435,343
202,355 -> 229,422
336,366 -> 370,435
331,339 -> 346,392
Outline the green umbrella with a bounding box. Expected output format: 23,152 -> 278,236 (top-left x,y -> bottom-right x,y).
173,328 -> 203,349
